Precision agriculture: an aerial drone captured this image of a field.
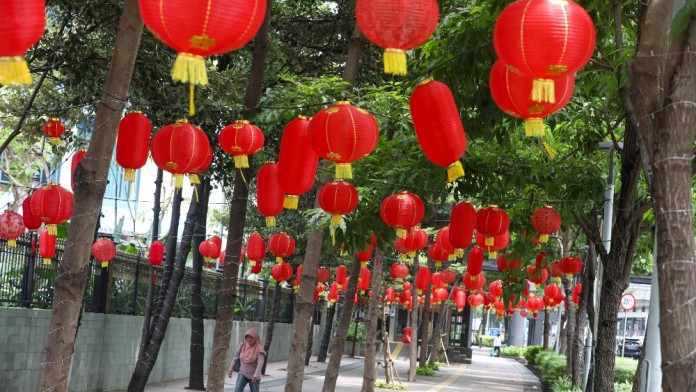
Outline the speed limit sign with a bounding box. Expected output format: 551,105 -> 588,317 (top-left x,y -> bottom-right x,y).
620,293 -> 636,311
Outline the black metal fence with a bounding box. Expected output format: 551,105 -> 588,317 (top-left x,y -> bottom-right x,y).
0,233 -> 294,322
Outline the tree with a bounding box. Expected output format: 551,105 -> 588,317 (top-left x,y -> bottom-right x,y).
361,251 -> 384,392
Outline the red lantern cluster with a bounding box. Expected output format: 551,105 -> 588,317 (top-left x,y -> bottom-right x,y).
489,280 -> 503,300
31,184 -> 73,236
92,238 -> 116,268
531,206 -> 562,243
39,228 -> 55,265
199,236 -> 222,262
256,163 -> 284,227
380,191 -> 425,238
277,116 -> 319,209
150,120 -> 212,189
0,0 -> 45,85
0,210 -> 25,247
497,255 -> 522,272
43,118 -> 66,145
117,111 -> 151,182
219,120 -> 265,169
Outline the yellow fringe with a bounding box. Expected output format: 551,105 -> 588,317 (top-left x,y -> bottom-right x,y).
189,84 -> 196,117
384,49 -> 407,76
485,236 -> 494,246
524,118 -> 545,137
124,169 -> 136,182
47,224 -> 57,236
171,174 -> 184,189
396,228 -> 407,239
43,258 -> 52,265
489,251 -> 498,259
0,56 -> 32,85
542,139 -> 558,159
331,214 -> 343,226
265,216 -> 276,227
335,163 -> 352,180
171,53 -> 209,85
7,239 -> 16,247
101,261 -> 109,268
455,248 -> 464,258
539,234 -> 550,243
276,257 -> 283,264
531,79 -> 555,103
330,225 -> 336,246
283,195 -> 299,209
435,261 -> 442,268
361,261 -> 368,268
189,174 -> 200,184
49,137 -> 62,145
446,161 -> 465,182
234,155 -> 249,169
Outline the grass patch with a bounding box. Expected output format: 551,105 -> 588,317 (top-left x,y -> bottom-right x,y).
416,361 -> 441,376
374,380 -> 408,390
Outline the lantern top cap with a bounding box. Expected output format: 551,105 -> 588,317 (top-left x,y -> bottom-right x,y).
128,110 -> 143,114
296,115 -> 310,120
235,120 -> 251,124
175,119 -> 189,123
416,77 -> 434,87
335,101 -> 351,106
49,118 -> 62,122
78,149 -> 88,152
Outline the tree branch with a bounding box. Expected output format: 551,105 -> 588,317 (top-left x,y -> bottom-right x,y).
0,71 -> 49,156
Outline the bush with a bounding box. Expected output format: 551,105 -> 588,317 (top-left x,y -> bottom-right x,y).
346,320 -> 366,342
416,365 -> 436,376
479,335 -> 494,347
524,345 -> 544,364
614,381 -> 633,392
615,357 -> 638,383
374,381 -> 408,390
534,350 -> 567,382
500,345 -> 525,357
550,376 -> 581,392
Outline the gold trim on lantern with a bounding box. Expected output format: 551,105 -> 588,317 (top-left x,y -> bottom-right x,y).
7,239 -> 17,247
331,214 -> 343,226
335,101 -> 351,106
416,77 -> 434,87
485,236 -> 494,246
47,224 -> 57,236
101,261 -> 109,268
43,258 -> 52,265
276,257 -> 283,264
124,169 -> 137,183
396,228 -> 407,239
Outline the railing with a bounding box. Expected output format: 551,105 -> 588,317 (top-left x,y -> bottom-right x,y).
0,233 -> 294,322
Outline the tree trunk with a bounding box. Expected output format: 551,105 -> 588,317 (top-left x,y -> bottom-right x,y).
205,2 -> 271,390
322,258 -> 361,392
431,301 -> 448,362
317,301 -> 336,362
629,2 -> 696,390
37,2 -> 143,390
408,257 -> 420,382
419,284 -> 432,367
305,307 -> 317,366
151,187 -> 182,331
361,251 -> 384,392
189,178 -> 211,390
542,308 -> 550,350
381,301 -> 393,384
566,263 -> 587,382
262,281 -> 282,375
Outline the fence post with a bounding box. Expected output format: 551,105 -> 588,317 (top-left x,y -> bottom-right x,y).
20,232 -> 37,308
90,260 -> 110,313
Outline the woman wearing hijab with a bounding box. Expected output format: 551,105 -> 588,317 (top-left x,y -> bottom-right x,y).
228,328 -> 266,392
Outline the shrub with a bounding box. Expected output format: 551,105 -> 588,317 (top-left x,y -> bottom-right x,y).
500,345 -> 525,357
346,320 -> 366,342
550,376 -> 581,392
614,381 -> 634,392
374,381 -> 408,390
524,345 -> 544,364
534,350 -> 567,382
479,335 -> 494,347
416,365 -> 436,376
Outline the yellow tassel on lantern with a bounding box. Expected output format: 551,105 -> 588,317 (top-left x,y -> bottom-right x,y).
446,161 -> 465,182
172,53 -> 209,86
265,216 -> 276,227
47,224 -> 57,236
524,118 -> 545,137
276,257 -> 283,264
396,228 -> 407,239
7,239 -> 16,247
171,174 -> 185,189
335,163 -> 353,180
383,49 -> 407,76
361,261 -> 368,268
49,137 -> 62,145
0,56 -> 32,85
539,234 -> 550,243
541,139 -> 558,159
189,84 -> 196,117
489,252 -> 498,259
124,169 -> 136,182
43,258 -> 52,265
331,214 -> 343,226
435,261 -> 442,268
330,225 -> 336,246
531,79 -> 556,103
101,261 -> 109,268
189,174 -> 200,185
283,195 -> 299,210
455,248 -> 464,258
234,155 -> 250,169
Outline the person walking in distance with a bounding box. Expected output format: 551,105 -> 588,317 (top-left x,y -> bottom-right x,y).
228,328 -> 266,392
493,335 -> 502,357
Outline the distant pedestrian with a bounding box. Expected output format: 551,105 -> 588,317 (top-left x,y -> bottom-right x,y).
228,328 -> 266,392
493,335 -> 502,357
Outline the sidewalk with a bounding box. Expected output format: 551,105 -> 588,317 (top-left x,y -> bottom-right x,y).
142,345 -> 541,391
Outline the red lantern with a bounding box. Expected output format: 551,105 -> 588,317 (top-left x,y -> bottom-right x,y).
527,265 -> 549,284
327,282 -> 340,306
150,120 -> 212,188
433,287 -> 449,304
317,181 -> 359,226
277,116 -> 319,210
22,196 -> 42,231
497,255 -> 523,272
117,111 -> 151,182
489,60 -> 574,137
317,267 -> 330,283
391,263 -> 409,281
475,205 -> 510,247
92,238 -> 116,268
415,267 -> 431,295
0,210 -> 25,247
70,150 -> 87,191
256,163 -> 284,227
428,243 -> 450,268
493,0 -> 595,103
410,79 -> 467,182
463,272 -> 486,291
309,101 -> 379,180
560,255 -> 583,279
544,284 -> 563,308
30,184 -> 73,235
572,283 -> 582,307
440,269 -> 456,284
475,230 -> 510,259
385,286 -> 396,305
149,241 -> 164,266
449,202 -> 476,252
467,246 -> 484,276
43,118 -> 66,145
219,250 -> 226,266
271,262 -> 294,283
314,283 -> 326,302
356,244 -> 373,268
246,233 -> 266,266
336,265 -> 348,289
468,292 -> 485,308
251,262 -> 262,275
547,260 -> 564,278
489,280 -> 503,299
292,265 -> 303,292
219,120 -> 265,169
355,0 -> 439,75
435,226 -> 456,259
431,272 -> 442,288
358,266 -> 371,294
394,237 -> 409,260
199,236 -> 221,262
268,232 -> 295,263
402,227 -> 429,258
531,206 -> 562,243
0,0 -> 45,85
454,287 -> 467,312
39,228 -> 55,265
380,191 -> 425,238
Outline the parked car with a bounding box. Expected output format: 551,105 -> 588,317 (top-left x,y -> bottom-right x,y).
617,337 -> 643,358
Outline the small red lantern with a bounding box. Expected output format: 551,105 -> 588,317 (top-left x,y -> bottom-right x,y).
547,260 -> 564,278
544,284 -> 563,308
394,237 -> 409,260
449,202 -> 476,252
292,265 -> 303,292
309,101 -> 379,180
560,255 -> 583,279
22,196 -> 42,231
218,120 -> 265,169
475,230 -> 510,259
435,226 -> 456,259
385,286 -> 396,305
433,287 -> 449,304
489,280 -> 503,299
30,184 -> 73,235
428,243 -> 451,268
0,210 -> 25,247
336,265 -> 348,289
92,238 -> 116,268
467,292 -> 485,308
256,163 -> 284,227
39,228 -> 55,265
493,0 -> 595,103
317,181 -> 359,226
70,150 -> 87,191
391,263 -> 409,281
277,116 -> 319,209
497,255 -> 523,271
355,0 -> 439,75
246,233 -> 266,266
572,283 -> 582,307
356,244 -> 373,268
440,269 -> 456,284
317,267 -> 330,283
271,262 -> 294,283
431,272 -> 443,288
475,205 -> 510,247
43,118 -> 66,145
199,236 -> 222,262
149,241 -> 164,266
117,111 -> 152,182
467,246 -> 484,276
327,282 -> 340,306
402,227 -> 429,259
415,267 -> 431,295
150,120 -> 212,188
531,206 -> 562,243
527,265 -> 549,284
219,250 -> 226,266
410,79 -> 467,182
314,283 -> 326,302
268,232 -> 295,263
250,262 -> 262,275
454,288 -> 467,312
0,0 -> 45,85
463,272 -> 486,291
358,266 -> 371,294
380,191 -> 425,238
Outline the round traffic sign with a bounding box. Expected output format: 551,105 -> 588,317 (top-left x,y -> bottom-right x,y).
620,293 -> 636,311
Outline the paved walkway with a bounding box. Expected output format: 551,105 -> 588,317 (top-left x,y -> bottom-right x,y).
141,346 -> 541,392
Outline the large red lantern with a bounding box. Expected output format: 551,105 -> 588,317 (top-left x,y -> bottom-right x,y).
317,267 -> 330,283
493,0 -> 595,103
92,238 -> 116,268
489,60 -> 574,137
199,236 -> 222,262
150,120 -> 212,188
336,265 -> 348,289
256,163 -> 284,227
355,0 -> 439,75
449,202 -> 476,251
428,243 -> 451,268
139,0 -> 267,114
475,230 -> 510,259
0,0 -> 45,85
531,206 -> 562,243
391,263 -> 409,281
0,210 -> 25,247
39,228 -> 55,265
277,116 -> 319,209
380,191 -> 425,238
317,181 -> 359,226
117,111 -> 151,182
70,150 -> 87,190
415,267 -> 431,295
22,196 -> 42,231
560,255 -> 583,279
30,184 -> 73,235
475,205 -> 510,246
463,272 -> 486,291
246,233 -> 266,266
149,241 -> 164,266
410,78 -> 467,182
440,269 -> 456,284
268,232 -> 295,263
271,262 -> 294,283
218,120 -> 265,169
309,101 -> 379,180
467,247 -> 484,276
43,118 -> 66,144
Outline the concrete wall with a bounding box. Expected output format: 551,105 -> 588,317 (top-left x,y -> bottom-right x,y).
0,308 -> 322,392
